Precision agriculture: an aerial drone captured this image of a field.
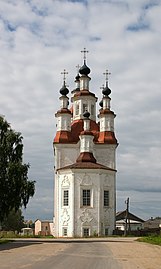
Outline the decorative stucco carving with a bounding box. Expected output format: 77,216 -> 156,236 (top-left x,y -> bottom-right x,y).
62,175 -> 70,187
76,176 -> 82,184
80,208 -> 93,224
61,208 -> 70,226
81,173 -> 92,185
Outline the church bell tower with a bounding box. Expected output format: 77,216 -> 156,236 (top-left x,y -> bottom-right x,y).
53,49 -> 118,237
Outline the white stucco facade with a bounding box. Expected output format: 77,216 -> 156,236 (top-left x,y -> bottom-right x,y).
54,168 -> 116,237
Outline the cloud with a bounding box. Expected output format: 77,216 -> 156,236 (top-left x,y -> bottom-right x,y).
0,0 -> 161,221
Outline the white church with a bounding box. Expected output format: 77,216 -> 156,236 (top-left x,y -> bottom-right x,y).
53,49 -> 118,237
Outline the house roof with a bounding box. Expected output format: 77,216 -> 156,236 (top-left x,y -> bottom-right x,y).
116,210 -> 144,223
35,219 -> 53,223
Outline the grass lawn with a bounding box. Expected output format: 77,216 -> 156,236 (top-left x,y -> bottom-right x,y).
138,235 -> 161,246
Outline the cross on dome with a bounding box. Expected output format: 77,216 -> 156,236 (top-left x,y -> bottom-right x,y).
100,84 -> 104,90
61,69 -> 68,84
81,48 -> 89,61
79,48 -> 90,75
76,64 -> 81,73
102,69 -> 111,96
103,69 -> 111,85
60,69 -> 69,96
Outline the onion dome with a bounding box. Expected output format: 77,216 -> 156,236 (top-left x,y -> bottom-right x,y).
99,99 -> 103,108
102,69 -> 111,96
102,84 -> 111,96
83,110 -> 90,118
75,73 -> 80,81
60,81 -> 69,96
79,61 -> 90,76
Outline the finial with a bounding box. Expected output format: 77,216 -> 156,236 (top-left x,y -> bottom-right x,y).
60,69 -> 69,96
61,69 -> 68,84
102,70 -> 111,96
103,69 -> 111,86
76,64 -> 80,74
100,84 -> 104,90
81,47 -> 89,62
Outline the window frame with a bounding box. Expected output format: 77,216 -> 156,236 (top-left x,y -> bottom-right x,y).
80,186 -> 93,208
63,227 -> 68,236
83,103 -> 88,113
91,104 -> 95,115
105,228 -> 109,236
75,103 -> 79,115
62,189 -> 69,207
83,228 -> 90,237
104,190 -> 109,207
83,189 -> 91,206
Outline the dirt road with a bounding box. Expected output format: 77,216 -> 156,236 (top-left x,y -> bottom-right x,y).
0,238 -> 161,269
107,237 -> 161,269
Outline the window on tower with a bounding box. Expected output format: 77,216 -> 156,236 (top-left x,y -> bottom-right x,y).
63,190 -> 69,206
83,189 -> 91,206
104,190 -> 109,207
75,103 -> 79,115
83,103 -> 88,113
91,104 -> 94,115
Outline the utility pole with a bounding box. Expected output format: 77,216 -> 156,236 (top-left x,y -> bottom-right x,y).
124,197 -> 129,236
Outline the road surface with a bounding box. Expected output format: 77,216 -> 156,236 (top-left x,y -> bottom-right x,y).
0,238 -> 161,269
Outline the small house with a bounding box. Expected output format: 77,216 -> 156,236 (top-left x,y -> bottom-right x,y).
116,210 -> 144,232
35,219 -> 53,236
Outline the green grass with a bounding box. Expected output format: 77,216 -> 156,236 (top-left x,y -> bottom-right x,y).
0,239 -> 12,244
138,235 -> 161,246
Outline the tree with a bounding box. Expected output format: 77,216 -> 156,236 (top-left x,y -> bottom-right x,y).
0,116 -> 35,222
1,209 -> 25,233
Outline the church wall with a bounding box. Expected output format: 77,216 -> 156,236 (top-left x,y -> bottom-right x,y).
55,168 -> 116,237
55,170 -> 74,237
54,144 -> 79,170
73,169 -> 116,236
94,144 -> 117,169
54,143 -> 117,171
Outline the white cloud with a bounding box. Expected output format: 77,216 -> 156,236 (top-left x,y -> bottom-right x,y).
0,0 -> 161,220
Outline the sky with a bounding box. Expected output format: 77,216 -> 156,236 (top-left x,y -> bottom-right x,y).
0,0 -> 161,222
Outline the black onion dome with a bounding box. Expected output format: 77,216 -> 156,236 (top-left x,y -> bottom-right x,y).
102,85 -> 111,96
75,74 -> 80,81
99,99 -> 103,108
83,110 -> 90,118
60,82 -> 69,96
79,61 -> 90,75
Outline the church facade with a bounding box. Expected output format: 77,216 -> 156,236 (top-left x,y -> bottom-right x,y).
53,49 -> 118,237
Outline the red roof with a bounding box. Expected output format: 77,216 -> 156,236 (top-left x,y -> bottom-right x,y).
57,161 -> 116,171
54,119 -> 118,144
